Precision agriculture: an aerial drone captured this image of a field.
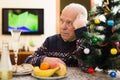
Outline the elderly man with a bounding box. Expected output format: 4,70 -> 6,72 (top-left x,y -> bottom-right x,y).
25,3 -> 88,67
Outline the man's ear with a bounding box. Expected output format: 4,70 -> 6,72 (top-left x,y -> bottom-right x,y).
73,14 -> 87,29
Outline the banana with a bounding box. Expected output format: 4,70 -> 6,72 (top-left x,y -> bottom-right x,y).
55,63 -> 67,76
33,66 -> 60,77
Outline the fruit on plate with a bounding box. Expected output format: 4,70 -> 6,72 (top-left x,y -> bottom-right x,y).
50,63 -> 59,69
50,63 -> 67,76
33,66 -> 60,77
40,62 -> 50,70
55,63 -> 67,76
33,67 -> 40,76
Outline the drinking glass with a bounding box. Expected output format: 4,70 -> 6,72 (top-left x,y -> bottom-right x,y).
11,30 -> 21,68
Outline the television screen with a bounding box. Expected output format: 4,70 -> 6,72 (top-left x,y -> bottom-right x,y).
2,8 -> 44,35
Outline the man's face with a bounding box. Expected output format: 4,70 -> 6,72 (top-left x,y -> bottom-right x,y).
60,8 -> 77,42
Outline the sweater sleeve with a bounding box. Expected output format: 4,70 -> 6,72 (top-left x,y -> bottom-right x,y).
75,27 -> 89,72
75,26 -> 87,39
24,38 -> 49,66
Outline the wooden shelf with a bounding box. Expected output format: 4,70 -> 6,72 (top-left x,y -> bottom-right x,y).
9,51 -> 34,55
0,51 -> 34,65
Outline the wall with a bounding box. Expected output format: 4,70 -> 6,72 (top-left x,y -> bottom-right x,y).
0,0 -> 57,51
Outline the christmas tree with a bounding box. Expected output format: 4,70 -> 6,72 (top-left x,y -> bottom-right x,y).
77,0 -> 120,72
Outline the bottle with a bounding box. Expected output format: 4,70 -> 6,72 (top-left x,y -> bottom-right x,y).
0,41 -> 13,80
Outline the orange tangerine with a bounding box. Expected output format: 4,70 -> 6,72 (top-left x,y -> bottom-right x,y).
40,62 -> 50,70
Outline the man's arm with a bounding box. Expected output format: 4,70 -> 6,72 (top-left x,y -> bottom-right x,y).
24,40 -> 48,66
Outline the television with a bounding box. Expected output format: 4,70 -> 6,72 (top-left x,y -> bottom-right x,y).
2,8 -> 44,35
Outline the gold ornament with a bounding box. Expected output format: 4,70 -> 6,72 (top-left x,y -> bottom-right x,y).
110,48 -> 117,55
94,19 -> 101,24
90,25 -> 93,31
104,0 -> 111,15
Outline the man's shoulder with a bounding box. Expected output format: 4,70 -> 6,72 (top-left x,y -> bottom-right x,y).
50,34 -> 60,37
47,34 -> 61,41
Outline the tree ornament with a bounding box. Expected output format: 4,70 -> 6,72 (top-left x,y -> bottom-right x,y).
87,67 -> 94,74
94,19 -> 101,24
83,48 -> 90,54
96,26 -> 105,31
90,25 -> 94,30
110,72 -> 116,78
107,20 -> 114,26
115,42 -> 119,47
96,34 -> 105,40
99,15 -> 106,22
110,48 -> 117,55
116,43 -> 120,53
92,37 -> 98,43
95,67 -> 103,72
111,26 -> 114,33
103,0 -> 111,15
112,6 -> 120,15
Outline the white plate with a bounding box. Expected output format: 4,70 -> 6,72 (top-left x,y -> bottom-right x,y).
13,71 -> 32,76
12,64 -> 33,76
31,73 -> 67,80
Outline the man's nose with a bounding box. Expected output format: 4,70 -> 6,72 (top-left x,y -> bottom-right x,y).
61,22 -> 68,30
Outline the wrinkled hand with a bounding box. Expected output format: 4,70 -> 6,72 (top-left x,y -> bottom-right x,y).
73,14 -> 87,29
43,57 -> 66,66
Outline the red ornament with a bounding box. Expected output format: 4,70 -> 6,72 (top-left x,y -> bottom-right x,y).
87,67 -> 94,74
115,42 -> 119,47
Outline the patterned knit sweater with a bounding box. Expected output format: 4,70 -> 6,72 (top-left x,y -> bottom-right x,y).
25,27 -> 87,67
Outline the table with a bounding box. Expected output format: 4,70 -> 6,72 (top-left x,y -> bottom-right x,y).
13,67 -> 120,80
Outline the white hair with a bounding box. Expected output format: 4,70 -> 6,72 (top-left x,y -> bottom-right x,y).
64,3 -> 88,28
68,3 -> 87,20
